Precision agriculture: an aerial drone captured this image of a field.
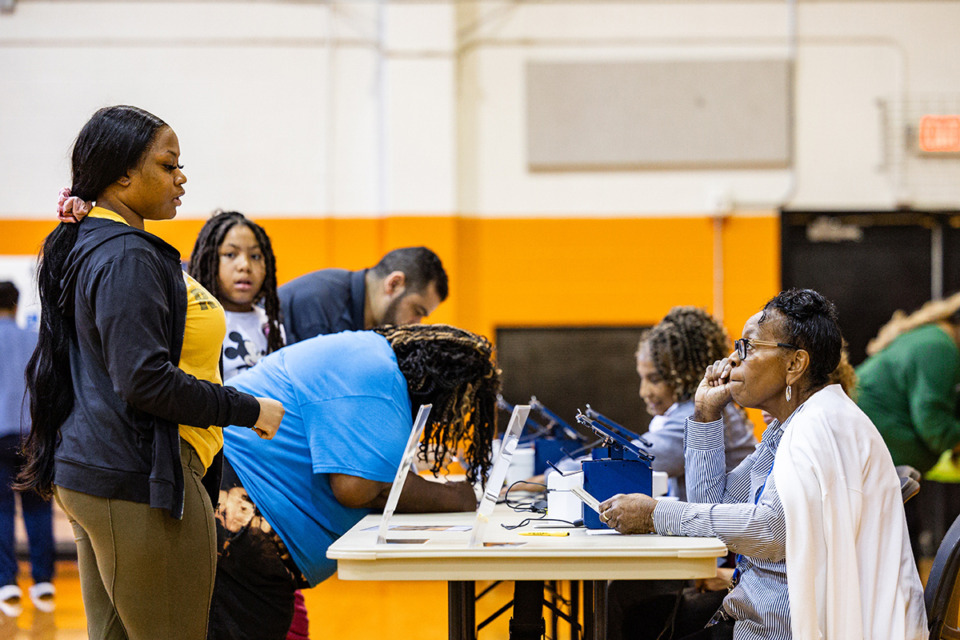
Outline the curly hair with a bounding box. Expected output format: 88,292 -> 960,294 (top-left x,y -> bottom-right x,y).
187,211 -> 283,354
866,290 -> 960,356
638,306 -> 732,402
373,324 -> 500,484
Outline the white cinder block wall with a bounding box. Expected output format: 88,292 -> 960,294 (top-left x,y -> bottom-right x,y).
1,1 -> 958,220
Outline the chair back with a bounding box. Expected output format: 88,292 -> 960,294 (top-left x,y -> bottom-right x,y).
898,465 -> 921,504
926,511 -> 960,639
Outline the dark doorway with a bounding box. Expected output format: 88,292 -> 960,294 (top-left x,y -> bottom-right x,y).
781,211 -> 960,366
495,326 -> 652,438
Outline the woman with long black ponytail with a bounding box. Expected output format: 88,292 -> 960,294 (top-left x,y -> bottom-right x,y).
19,105 -> 284,640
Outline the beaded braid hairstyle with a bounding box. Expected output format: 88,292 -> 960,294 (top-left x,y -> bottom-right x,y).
637,306 -> 732,403
187,211 -> 283,354
372,324 -> 501,485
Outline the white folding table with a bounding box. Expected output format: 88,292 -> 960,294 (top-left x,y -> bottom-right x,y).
327,508 -> 726,640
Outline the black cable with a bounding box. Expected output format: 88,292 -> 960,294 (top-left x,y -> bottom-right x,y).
503,479 -> 547,512
501,516 -> 583,530
656,587 -> 685,640
517,423 -> 553,443
500,480 -> 584,529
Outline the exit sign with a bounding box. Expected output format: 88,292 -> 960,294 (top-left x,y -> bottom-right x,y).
919,115 -> 960,153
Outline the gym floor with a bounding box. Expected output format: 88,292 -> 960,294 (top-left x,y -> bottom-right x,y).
3,560 -> 526,640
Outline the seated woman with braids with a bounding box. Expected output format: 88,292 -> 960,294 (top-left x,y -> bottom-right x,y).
633,306 -> 757,500
546,307 -> 756,495
607,307 -> 756,640
207,324 -> 500,640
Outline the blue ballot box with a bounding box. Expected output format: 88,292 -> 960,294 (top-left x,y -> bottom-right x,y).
582,453 -> 653,529
577,406 -> 655,529
534,436 -> 582,476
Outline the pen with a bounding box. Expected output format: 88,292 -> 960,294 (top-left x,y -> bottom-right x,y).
519,531 -> 569,537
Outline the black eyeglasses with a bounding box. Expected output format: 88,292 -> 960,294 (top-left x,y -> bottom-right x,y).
734,338 -> 799,360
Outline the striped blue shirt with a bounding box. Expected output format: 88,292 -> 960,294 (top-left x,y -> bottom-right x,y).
653,413 -> 796,640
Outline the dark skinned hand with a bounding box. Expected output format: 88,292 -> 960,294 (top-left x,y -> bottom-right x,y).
598,493 -> 657,534
693,356 -> 735,422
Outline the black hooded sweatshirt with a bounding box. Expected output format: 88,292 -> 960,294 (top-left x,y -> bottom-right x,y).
54,216 -> 260,519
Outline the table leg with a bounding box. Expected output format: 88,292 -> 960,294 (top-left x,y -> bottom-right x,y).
590,580 -> 607,640
570,581 -> 580,640
549,580 -> 558,640
510,581 -> 545,640
448,581 -> 476,640
582,581 -> 594,639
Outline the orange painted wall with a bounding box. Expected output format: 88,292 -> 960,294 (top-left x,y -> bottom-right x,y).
0,214 -> 780,343
0,213 -> 780,440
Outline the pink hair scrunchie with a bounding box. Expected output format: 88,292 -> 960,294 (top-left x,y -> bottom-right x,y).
57,187 -> 92,224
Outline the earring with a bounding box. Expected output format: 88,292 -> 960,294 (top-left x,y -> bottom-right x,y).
785,385 -> 792,402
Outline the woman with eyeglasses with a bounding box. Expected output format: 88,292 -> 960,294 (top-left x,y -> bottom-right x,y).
607,306 -> 757,640
599,289 -> 926,640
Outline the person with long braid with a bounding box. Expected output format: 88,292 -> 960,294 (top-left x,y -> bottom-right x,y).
17,105 -> 285,640
207,324 -> 500,640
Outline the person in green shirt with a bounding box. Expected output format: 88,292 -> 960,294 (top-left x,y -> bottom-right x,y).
856,294 -> 960,473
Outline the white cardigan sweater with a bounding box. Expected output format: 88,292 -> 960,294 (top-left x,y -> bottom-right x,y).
774,384 -> 928,640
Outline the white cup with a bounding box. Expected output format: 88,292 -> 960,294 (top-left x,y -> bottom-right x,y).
547,470 -> 584,523
504,446 -> 536,488
652,471 -> 669,498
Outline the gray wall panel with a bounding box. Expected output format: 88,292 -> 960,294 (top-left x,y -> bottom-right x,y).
527,59 -> 792,170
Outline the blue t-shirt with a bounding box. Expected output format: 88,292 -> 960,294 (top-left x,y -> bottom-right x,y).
224,331 -> 412,586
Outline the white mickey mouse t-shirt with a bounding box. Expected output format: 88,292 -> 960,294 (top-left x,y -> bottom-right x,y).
222,307 -> 284,381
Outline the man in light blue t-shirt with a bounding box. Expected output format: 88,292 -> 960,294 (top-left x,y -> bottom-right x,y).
208,325 -> 500,640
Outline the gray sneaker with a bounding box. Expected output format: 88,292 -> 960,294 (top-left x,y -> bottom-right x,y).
0,584 -> 22,617
29,582 -> 55,613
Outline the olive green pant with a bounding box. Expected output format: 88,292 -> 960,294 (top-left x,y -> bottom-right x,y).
55,442 -> 217,640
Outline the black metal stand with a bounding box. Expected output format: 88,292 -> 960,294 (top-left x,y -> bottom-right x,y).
582,581 -> 594,640
570,581 -> 580,640
549,580 -> 559,639
449,581 -> 476,640
509,581 -> 546,640
449,579 -> 590,640
590,580 -> 607,640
